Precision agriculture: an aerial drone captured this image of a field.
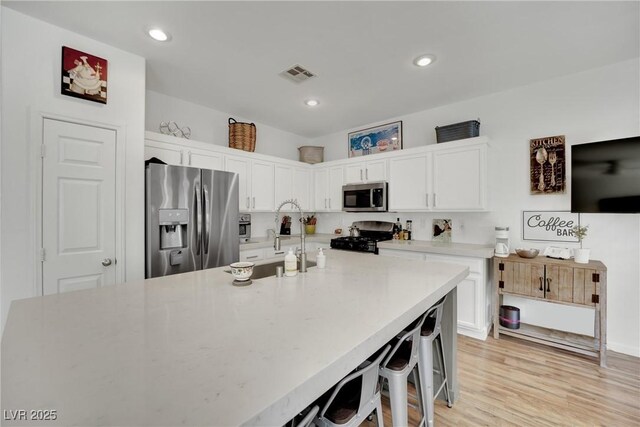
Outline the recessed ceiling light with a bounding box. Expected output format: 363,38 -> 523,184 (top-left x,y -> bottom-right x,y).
148,28 -> 170,42
413,54 -> 436,67
305,99 -> 319,107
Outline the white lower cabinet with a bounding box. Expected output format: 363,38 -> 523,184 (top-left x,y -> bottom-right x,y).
239,248 -> 265,262
379,249 -> 491,340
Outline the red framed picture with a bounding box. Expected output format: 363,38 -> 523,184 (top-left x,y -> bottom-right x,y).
61,46 -> 108,104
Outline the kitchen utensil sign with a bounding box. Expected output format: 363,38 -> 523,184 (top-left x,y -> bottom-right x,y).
530,135 -> 565,194
522,210 -> 579,242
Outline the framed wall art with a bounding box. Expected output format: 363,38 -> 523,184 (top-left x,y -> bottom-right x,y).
61,46 -> 108,104
530,135 -> 565,194
522,210 -> 579,242
348,121 -> 402,158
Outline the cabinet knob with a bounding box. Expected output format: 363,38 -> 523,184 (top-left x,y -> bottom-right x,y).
539,277 -> 543,291
546,278 -> 551,293
102,258 -> 112,267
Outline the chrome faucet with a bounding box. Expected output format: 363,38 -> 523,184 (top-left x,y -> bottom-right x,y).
274,199 -> 307,273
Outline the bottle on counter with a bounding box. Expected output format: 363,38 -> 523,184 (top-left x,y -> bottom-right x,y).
316,248 -> 326,269
394,217 -> 402,234
284,248 -> 297,277
405,220 -> 412,240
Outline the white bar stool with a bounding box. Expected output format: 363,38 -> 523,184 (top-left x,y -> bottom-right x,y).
378,313 -> 428,427
417,296 -> 452,427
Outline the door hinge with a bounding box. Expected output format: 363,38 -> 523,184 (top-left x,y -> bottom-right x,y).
40,144 -> 46,158
592,273 -> 600,283
40,248 -> 46,262
592,294 -> 600,304
499,280 -> 504,289
498,263 -> 504,271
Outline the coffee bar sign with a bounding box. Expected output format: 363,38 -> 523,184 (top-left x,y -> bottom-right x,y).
522,211 -> 580,242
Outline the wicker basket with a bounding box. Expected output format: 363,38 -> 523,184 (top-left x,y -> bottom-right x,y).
435,119 -> 480,143
298,146 -> 324,164
228,118 -> 256,152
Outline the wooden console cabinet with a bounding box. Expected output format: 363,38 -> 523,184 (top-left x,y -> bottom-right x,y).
493,254 -> 607,367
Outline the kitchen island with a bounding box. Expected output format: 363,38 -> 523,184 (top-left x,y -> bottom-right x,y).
2,250 -> 468,426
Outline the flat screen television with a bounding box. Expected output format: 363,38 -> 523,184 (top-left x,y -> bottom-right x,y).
571,136 -> 640,213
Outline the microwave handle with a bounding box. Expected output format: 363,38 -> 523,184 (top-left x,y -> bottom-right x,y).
370,189 -> 375,208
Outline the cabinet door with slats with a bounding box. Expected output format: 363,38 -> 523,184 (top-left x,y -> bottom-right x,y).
502,261 -> 536,297
530,263 -> 545,299
573,268 -> 598,306
545,265 -> 574,302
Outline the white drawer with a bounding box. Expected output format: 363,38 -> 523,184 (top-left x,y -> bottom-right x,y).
240,248 -> 265,262
423,253 -> 485,275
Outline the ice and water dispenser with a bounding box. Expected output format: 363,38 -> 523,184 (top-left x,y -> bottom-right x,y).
159,209 -> 188,265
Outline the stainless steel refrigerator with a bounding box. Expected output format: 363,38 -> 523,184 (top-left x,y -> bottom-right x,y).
145,162 -> 239,278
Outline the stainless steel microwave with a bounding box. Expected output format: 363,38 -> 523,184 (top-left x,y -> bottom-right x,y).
342,182 -> 388,212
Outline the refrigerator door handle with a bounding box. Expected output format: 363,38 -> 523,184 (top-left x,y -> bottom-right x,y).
203,184 -> 211,254
195,183 -> 202,255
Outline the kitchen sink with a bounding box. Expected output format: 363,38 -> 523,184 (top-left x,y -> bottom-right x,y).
224,260 -> 316,280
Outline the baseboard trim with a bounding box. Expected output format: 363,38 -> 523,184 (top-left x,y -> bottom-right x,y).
457,324 -> 488,341
607,341 -> 640,358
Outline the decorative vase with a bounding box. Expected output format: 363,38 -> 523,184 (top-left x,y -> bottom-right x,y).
305,224 -> 316,235
574,248 -> 590,264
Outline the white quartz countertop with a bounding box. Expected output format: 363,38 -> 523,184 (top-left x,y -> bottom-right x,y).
1,250 -> 468,426
240,233 -> 335,250
378,239 -> 495,258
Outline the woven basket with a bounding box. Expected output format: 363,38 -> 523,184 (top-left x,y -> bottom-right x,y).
228,118 -> 256,152
298,146 -> 324,164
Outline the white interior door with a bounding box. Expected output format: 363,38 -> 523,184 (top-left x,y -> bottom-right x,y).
42,119 -> 117,295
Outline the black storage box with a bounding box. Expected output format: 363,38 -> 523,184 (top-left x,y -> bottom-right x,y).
435,119 -> 480,143
499,305 -> 520,329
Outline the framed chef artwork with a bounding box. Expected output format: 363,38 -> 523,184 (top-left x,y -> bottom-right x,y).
61,46 -> 108,104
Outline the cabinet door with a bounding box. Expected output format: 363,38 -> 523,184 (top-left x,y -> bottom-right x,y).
344,163 -> 364,184
251,160 -> 275,211
530,264 -> 545,299
188,149 -> 223,171
328,166 -> 344,211
432,145 -> 485,210
145,141 -> 183,165
293,167 -> 312,211
502,261 -> 535,297
225,156 -> 251,211
274,164 -> 293,208
365,159 -> 387,182
573,268 -> 598,306
457,275 -> 481,331
314,168 -> 328,212
388,154 -> 429,210
545,265 -> 573,302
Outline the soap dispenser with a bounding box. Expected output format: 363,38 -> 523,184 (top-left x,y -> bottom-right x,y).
317,248 -> 326,269
284,248 -> 298,277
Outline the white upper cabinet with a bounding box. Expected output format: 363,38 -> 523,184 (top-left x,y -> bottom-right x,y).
274,165 -> 311,211
432,144 -> 486,210
250,160 -> 275,211
388,137 -> 488,211
344,159 -> 387,184
293,167 -> 312,211
225,155 -> 251,211
388,154 -> 431,210
314,165 -> 344,212
187,147 -> 224,171
144,140 -> 184,165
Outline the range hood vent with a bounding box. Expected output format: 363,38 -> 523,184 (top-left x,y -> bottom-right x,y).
280,64 -> 316,83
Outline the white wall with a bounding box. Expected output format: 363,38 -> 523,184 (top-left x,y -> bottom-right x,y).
311,59 -> 640,356
0,8 -> 146,328
145,91 -> 310,161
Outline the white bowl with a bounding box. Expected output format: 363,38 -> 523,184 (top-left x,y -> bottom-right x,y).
515,248 -> 539,259
229,262 -> 255,281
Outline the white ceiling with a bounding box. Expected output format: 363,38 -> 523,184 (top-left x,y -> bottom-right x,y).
5,1 -> 639,138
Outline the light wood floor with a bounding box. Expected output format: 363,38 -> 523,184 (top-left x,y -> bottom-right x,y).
364,333 -> 640,426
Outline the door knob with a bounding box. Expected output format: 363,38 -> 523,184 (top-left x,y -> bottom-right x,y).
102,258 -> 112,267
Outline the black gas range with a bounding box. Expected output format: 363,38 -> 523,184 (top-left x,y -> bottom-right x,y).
330,221 -> 394,254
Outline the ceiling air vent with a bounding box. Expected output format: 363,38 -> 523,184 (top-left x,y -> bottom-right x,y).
280,64 -> 316,83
